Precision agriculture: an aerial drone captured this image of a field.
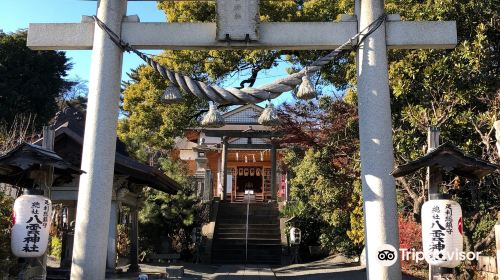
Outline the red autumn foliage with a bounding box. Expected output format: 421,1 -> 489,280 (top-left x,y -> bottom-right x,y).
274,99 -> 360,177
274,99 -> 359,149
399,214 -> 427,273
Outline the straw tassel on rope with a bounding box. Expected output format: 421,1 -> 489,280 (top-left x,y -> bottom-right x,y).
93,14 -> 387,105
296,71 -> 317,100
162,83 -> 184,103
201,103 -> 225,128
258,102 -> 280,126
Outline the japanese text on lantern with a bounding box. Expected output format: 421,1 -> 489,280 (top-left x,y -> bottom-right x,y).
445,204 -> 453,235
430,206 -> 446,257
22,199 -> 50,253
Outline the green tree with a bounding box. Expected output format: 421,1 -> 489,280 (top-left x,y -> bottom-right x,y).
278,98 -> 363,255
118,66 -> 205,163
119,1 -> 498,275
138,157 -> 201,257
118,0 -> 355,161
383,1 -> 499,278
0,30 -> 72,129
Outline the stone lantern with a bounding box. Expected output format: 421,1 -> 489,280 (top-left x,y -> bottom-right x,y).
193,138 -> 210,172
193,138 -> 212,201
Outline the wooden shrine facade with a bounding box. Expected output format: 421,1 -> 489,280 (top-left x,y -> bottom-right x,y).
175,104 -> 287,202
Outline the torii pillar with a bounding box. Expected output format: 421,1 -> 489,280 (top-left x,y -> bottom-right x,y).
356,0 -> 400,279
71,0 -> 126,278
27,0 -> 456,278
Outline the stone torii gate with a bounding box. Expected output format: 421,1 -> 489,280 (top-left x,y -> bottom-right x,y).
27,0 -> 456,279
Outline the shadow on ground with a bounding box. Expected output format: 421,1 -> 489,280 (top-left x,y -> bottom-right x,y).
108,261 -> 424,279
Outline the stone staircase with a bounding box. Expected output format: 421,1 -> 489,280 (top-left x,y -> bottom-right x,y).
211,202 -> 282,265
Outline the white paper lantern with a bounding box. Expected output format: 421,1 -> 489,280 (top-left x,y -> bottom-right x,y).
421,198 -> 463,268
290,227 -> 302,245
11,193 -> 52,257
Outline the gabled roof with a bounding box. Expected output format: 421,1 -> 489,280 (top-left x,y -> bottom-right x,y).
33,106 -> 180,194
391,142 -> 499,179
222,104 -> 263,125
222,104 -> 263,120
0,142 -> 83,187
189,104 -> 273,132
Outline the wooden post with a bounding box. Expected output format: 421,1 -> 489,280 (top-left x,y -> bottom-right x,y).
106,200 -> 119,270
221,137 -> 228,200
271,144 -> 277,200
22,126 -> 55,279
427,126 -> 441,196
427,126 -> 442,280
127,207 -> 140,272
41,126 -> 55,197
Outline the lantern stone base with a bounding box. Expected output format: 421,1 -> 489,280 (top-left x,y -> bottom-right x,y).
166,266 -> 184,279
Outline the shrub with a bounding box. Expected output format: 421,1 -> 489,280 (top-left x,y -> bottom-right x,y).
399,215 -> 426,274
49,235 -> 62,259
0,192 -> 16,277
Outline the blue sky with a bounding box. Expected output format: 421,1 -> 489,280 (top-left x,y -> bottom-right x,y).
1,1 -> 165,81
0,1 -> 330,105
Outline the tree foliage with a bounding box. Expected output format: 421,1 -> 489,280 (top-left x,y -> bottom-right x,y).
118,66 -> 206,164
0,31 -> 72,129
384,1 -> 499,277
277,98 -> 363,255
385,0 -> 499,262
118,1 -> 499,274
138,157 -> 201,256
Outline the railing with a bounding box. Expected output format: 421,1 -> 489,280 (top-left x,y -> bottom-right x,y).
245,192 -> 250,262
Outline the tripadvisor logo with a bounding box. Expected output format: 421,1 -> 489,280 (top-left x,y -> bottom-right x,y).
375,244 -> 398,267
373,244 -> 482,267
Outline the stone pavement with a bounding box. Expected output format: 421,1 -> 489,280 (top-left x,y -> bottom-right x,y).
108,257 -> 422,280
209,265 -> 276,280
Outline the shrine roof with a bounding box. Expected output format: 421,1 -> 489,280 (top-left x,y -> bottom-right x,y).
30,106 -> 180,194
391,142 -> 499,179
0,142 -> 84,187
189,104 -> 274,132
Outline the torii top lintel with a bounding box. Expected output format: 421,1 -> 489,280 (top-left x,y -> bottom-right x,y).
27,0 -> 457,51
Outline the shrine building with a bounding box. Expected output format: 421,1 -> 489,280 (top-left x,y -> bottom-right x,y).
174,104 -> 286,264
174,104 -> 288,203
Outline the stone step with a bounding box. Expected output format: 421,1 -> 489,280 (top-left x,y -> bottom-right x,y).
217,223 -> 280,228
216,218 -> 279,224
212,202 -> 281,265
212,245 -> 282,253
216,229 -> 280,235
213,239 -> 281,247
211,250 -> 282,258
217,216 -> 279,221
216,230 -> 279,236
